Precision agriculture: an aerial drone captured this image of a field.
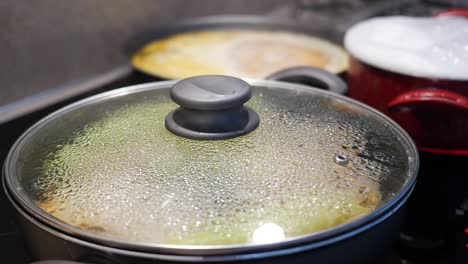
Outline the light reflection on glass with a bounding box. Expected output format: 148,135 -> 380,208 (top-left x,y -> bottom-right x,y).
252,223 -> 285,244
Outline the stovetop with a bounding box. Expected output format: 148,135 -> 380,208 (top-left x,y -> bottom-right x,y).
1,0 -> 468,263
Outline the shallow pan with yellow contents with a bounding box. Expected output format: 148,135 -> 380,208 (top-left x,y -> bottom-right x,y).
130,15 -> 349,93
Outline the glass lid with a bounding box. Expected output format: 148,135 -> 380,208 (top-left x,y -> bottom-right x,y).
4,76 -> 417,252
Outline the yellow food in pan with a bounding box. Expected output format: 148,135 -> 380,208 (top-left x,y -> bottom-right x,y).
39,190 -> 379,245
132,30 -> 349,79
35,98 -> 382,246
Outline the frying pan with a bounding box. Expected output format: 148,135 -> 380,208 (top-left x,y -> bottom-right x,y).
128,15 -> 349,95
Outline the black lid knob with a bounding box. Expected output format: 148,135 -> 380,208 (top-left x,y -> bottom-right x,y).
171,75 -> 252,110
165,75 -> 259,140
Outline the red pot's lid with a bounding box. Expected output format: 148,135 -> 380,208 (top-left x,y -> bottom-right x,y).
345,16 -> 468,81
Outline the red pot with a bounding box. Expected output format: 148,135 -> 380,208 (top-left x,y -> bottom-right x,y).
346,10 -> 468,156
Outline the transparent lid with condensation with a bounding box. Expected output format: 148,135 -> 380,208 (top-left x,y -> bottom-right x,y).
8,79 -> 417,249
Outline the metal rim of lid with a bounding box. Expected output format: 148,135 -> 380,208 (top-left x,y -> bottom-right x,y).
2,79 -> 419,256
5,183 -> 413,262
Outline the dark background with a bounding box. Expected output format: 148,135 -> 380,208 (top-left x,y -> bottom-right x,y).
4,0 -> 468,124
0,0 -> 286,118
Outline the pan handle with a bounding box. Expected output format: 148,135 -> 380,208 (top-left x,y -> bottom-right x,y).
387,88 -> 468,156
266,66 -> 348,95
387,88 -> 468,113
433,9 -> 468,18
